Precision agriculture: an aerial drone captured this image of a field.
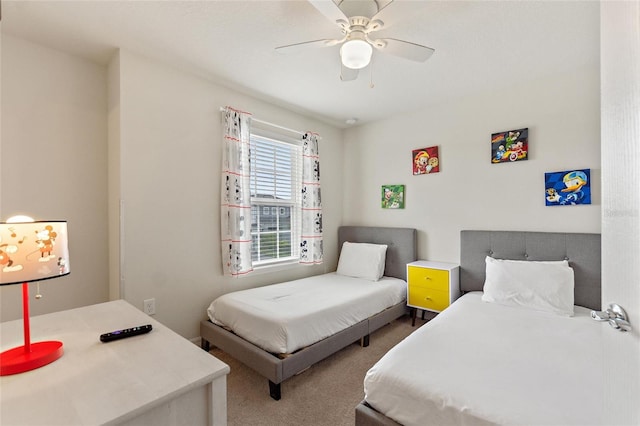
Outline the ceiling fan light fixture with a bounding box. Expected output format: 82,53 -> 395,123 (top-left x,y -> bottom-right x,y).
340,39 -> 372,70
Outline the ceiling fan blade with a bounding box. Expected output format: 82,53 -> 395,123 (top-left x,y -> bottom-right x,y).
371,0 -> 430,29
308,0 -> 348,25
374,38 -> 435,62
340,64 -> 359,81
371,0 -> 403,27
275,38 -> 343,54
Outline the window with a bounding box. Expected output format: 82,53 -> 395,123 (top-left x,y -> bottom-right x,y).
249,130 -> 302,266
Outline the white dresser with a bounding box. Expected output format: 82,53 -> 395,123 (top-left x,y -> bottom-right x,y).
0,300 -> 229,425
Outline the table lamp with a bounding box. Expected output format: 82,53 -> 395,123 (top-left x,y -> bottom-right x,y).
0,218 -> 70,375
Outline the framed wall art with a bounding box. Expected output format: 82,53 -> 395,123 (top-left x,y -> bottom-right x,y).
544,168 -> 591,206
491,127 -> 528,163
412,146 -> 440,175
381,185 -> 405,209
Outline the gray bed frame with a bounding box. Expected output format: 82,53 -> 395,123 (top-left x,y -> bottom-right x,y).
200,226 -> 417,400
355,230 -> 602,426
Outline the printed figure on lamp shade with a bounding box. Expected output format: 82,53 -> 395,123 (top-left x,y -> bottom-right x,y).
0,238 -> 19,271
0,221 -> 70,286
544,169 -> 591,206
412,146 -> 439,175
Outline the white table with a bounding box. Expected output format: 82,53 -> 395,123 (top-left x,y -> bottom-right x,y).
0,300 -> 229,425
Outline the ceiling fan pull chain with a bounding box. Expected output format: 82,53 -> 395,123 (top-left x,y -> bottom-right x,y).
370,61 -> 375,88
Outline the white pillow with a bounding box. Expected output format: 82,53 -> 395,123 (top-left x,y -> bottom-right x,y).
481,256 -> 575,316
336,242 -> 388,281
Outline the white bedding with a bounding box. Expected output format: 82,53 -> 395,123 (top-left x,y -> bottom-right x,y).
364,292 -> 605,426
207,272 -> 406,354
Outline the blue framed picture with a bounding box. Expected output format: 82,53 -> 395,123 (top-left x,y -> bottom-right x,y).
545,169 -> 591,206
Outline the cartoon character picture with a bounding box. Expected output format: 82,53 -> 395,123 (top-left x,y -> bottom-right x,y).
1,227 -> 27,273
491,128 -> 528,163
1,237 -> 23,273
381,185 -> 405,209
413,150 -> 429,174
427,156 -> 439,172
226,243 -> 242,273
0,222 -> 70,283
35,225 -> 57,261
545,188 -> 561,203
412,146 -> 440,175
544,169 -> 591,206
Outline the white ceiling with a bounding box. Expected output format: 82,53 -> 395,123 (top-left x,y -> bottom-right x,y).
1,0 -> 600,128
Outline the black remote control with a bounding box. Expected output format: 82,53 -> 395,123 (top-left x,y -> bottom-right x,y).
100,324 -> 153,342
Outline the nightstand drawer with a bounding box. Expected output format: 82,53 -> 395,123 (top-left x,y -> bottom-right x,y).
407,266 -> 449,292
408,286 -> 449,312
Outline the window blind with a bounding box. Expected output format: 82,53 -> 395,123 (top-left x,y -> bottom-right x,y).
249,133 -> 302,264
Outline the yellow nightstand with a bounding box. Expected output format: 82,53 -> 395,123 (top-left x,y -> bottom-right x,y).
407,260 -> 460,326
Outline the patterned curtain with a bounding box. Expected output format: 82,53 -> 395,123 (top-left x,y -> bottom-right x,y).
221,107 -> 253,276
300,132 -> 323,264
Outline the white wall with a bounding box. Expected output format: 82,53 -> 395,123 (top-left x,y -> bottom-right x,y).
114,50 -> 344,338
342,64 -> 601,263
0,35 -> 109,320
107,51 -> 121,301
1,36 -> 344,339
1,32 -> 601,340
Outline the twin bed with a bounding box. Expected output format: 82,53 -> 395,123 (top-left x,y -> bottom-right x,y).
200,226 -> 417,400
356,230 -> 603,426
201,227 -> 603,425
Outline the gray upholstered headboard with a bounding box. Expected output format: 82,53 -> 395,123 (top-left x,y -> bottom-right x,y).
460,230 -> 601,310
338,226 -> 417,281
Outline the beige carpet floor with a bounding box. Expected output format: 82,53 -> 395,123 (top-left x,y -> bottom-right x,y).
210,313 -> 429,426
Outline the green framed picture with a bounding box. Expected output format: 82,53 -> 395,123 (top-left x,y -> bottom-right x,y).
381,185 -> 405,209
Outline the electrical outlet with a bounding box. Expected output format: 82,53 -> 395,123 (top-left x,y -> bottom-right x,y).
143,298 -> 156,315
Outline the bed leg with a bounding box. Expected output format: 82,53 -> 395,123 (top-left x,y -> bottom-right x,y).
201,338 -> 210,352
361,334 -> 370,347
269,380 -> 282,401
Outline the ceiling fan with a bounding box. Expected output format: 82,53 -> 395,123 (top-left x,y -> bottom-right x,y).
275,0 -> 435,81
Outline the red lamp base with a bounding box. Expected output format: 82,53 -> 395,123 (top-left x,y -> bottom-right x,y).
0,341 -> 63,376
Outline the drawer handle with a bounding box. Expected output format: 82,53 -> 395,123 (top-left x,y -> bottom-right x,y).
425,297 -> 432,301
424,277 -> 432,281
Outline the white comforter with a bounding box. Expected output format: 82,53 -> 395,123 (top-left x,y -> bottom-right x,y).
207,272 -> 406,354
364,292 -> 605,426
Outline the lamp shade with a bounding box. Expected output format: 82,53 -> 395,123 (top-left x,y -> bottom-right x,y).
0,221 -> 70,286
340,39 -> 373,70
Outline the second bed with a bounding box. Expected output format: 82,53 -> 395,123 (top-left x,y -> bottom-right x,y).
356,230 -> 604,426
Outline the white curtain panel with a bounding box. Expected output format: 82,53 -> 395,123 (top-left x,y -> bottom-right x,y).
221,107 -> 253,276
300,132 -> 323,264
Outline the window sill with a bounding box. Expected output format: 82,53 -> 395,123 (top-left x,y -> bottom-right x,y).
251,259 -> 302,275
